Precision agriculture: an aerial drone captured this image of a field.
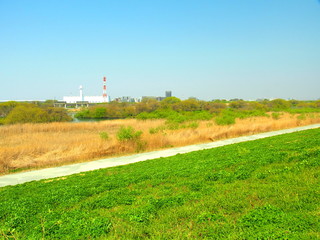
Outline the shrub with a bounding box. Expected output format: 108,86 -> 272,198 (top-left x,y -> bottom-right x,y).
117,126 -> 142,142
117,126 -> 147,152
4,105 -> 50,124
149,126 -> 165,134
43,107 -> 72,122
136,112 -> 152,120
94,108 -> 107,118
194,111 -> 213,120
135,140 -> 147,152
271,112 -> 281,120
297,114 -> 306,120
99,132 -> 109,140
74,109 -> 91,119
0,101 -> 18,117
149,128 -> 158,134
166,113 -> 187,124
160,97 -> 181,109
267,99 -> 291,111
187,122 -> 199,129
215,114 -> 236,125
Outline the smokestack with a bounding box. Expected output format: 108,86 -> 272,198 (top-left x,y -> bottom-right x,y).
79,85 -> 83,101
103,76 -> 107,102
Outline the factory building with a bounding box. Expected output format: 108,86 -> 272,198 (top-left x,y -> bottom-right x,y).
113,96 -> 141,103
63,77 -> 110,104
142,91 -> 173,102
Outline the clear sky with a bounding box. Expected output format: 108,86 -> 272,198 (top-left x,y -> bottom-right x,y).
0,0 -> 319,101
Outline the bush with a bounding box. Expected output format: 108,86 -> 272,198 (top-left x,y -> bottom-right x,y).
117,126 -> 147,152
94,108 -> 107,118
215,109 -> 236,125
0,102 -> 71,124
166,113 -> 187,124
43,107 -> 72,122
74,109 -> 91,119
99,132 -> 109,140
149,128 -> 158,134
117,126 -> 142,142
149,126 -> 165,134
267,99 -> 291,111
271,112 -> 281,120
0,101 -> 18,117
186,122 -> 199,129
215,115 -> 236,125
4,105 -> 50,124
297,114 -> 306,120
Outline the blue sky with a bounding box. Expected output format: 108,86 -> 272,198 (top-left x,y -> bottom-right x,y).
0,0 -> 319,101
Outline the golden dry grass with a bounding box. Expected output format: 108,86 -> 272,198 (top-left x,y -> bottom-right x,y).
1,113 -> 319,174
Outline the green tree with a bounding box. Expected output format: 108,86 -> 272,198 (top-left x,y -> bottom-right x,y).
4,104 -> 50,124
136,99 -> 160,113
229,100 -> 248,109
94,107 -> 107,118
0,101 -> 18,117
174,99 -> 201,112
267,99 -> 291,111
44,107 -> 72,122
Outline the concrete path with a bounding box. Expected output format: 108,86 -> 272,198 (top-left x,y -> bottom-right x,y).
1,123 -> 319,188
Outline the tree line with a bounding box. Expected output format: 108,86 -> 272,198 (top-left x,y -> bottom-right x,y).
75,97 -> 320,120
1,98 -> 319,125
0,101 -> 72,125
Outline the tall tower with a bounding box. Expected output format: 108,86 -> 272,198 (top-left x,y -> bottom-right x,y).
103,76 -> 107,102
79,85 -> 84,101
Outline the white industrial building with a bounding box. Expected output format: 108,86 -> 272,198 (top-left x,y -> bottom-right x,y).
63,77 -> 110,103
63,95 -> 109,103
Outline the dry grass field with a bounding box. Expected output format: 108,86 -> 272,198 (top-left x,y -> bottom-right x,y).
1,113 -> 319,174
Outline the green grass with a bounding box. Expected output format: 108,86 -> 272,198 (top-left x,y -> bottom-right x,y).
137,110 -> 213,123
1,129 -> 320,239
215,109 -> 269,126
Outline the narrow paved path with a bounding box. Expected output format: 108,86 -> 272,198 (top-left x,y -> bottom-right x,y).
1,124 -> 319,188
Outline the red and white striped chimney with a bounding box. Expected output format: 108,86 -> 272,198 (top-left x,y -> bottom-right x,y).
103,76 -> 107,102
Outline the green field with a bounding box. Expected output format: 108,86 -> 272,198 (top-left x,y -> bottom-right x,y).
1,129 -> 320,239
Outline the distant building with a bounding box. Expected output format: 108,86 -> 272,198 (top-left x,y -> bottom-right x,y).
113,96 -> 141,103
63,95 -> 109,104
141,91 -> 173,102
62,77 -> 109,104
63,85 -> 110,104
141,96 -> 158,101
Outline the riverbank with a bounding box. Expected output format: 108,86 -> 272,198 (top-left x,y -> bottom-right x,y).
1,113 -> 320,174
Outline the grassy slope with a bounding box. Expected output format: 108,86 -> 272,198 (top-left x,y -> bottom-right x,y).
0,129 -> 320,239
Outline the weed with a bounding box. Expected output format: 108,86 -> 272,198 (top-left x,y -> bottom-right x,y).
271,112 -> 281,120
149,128 -> 158,134
187,122 -> 199,129
149,126 -> 165,134
297,114 -> 306,120
99,132 -> 109,140
135,140 -> 147,153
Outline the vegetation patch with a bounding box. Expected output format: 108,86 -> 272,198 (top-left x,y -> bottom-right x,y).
0,128 -> 319,239
0,101 -> 71,125
116,126 -> 146,152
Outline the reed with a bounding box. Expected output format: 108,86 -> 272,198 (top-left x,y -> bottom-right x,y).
1,113 -> 319,174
